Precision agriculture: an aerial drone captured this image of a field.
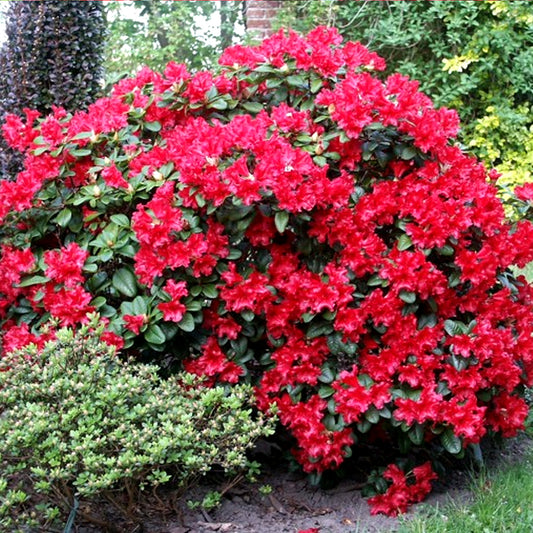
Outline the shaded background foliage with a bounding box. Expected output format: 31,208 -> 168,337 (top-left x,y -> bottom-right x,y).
0,0 -> 105,179
104,0 -> 245,85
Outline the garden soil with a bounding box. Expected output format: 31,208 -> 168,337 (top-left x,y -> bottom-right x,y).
172,460 -> 469,533
78,434 -> 529,533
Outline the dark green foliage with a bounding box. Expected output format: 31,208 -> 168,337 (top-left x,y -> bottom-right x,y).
0,0 -> 105,179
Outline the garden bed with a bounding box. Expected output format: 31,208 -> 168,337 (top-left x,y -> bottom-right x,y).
74,433 -> 531,533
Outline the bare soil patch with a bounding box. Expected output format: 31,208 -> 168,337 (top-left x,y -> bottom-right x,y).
77,433 -> 531,533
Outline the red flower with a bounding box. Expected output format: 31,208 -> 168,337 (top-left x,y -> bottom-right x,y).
394,389 -> 443,426
123,314 -> 146,334
333,366 -> 390,424
440,395 -> 487,444
368,461 -> 437,516
183,71 -> 214,103
0,246 -> 35,304
158,279 -> 188,323
42,284 -> 95,326
44,243 -> 88,288
487,392 -> 528,437
102,163 -> 129,189
2,322 -> 44,354
2,108 -> 40,151
515,182 -> 533,201
219,264 -> 274,314
184,337 -> 244,384
101,331 -> 124,351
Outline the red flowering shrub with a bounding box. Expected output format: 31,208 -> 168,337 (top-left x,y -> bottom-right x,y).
1,27 -> 533,514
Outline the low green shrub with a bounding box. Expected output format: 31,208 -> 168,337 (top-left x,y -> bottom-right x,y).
0,315 -> 275,531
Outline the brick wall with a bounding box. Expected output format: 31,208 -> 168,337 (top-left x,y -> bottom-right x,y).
245,0 -> 282,41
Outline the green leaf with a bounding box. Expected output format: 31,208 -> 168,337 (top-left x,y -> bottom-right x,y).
227,248 -> 242,260
98,304 -> 117,318
117,244 -> 137,258
448,271 -> 461,288
318,385 -> 335,399
323,414 -> 344,432
470,443 -> 484,468
441,428 -> 462,455
144,324 -> 166,345
313,155 -> 327,167
265,78 -> 283,89
367,274 -> 385,287
241,310 -> 254,322
202,285 -> 218,299
408,424 -> 424,445
307,321 -> 333,338
178,313 -> 195,332
69,148 -> 92,157
436,244 -> 455,256
310,77 -> 323,93
274,211 -> 289,234
16,275 -> 50,288
112,268 -> 137,298
159,322 -> 179,341
364,405 -> 380,424
444,319 -> 462,336
159,162 -> 174,177
208,98 -> 228,110
327,333 -> 344,355
190,285 -> 202,297
397,233 -> 413,251
449,354 -> 468,371
286,74 -> 306,87
399,290 -> 416,304
357,419 -> 372,433
34,146 -> 48,156
418,313 -> 437,329
318,364 -> 335,384
110,214 -> 130,227
72,131 -> 94,140
357,374 -> 374,387
242,102 -> 263,114
230,337 -> 248,357
131,296 -> 148,315
399,145 -> 417,160
54,208 -> 72,228
91,296 -> 107,308
145,121 -> 161,132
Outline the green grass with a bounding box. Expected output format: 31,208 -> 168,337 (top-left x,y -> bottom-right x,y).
398,441 -> 533,533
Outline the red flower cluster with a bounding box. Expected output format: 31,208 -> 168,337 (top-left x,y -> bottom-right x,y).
368,462 -> 437,516
1,27 -> 533,514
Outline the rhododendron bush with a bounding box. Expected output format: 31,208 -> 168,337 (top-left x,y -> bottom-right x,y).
2,27 -> 533,516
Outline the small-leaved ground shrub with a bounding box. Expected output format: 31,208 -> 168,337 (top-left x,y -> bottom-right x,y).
0,316 -> 275,531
